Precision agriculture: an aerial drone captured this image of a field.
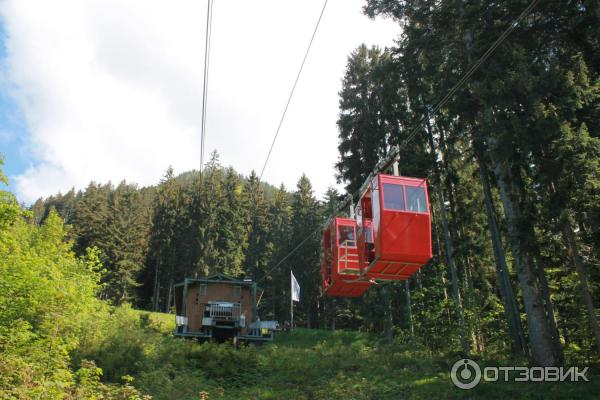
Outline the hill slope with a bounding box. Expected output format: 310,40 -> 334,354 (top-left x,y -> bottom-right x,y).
92,310 -> 599,399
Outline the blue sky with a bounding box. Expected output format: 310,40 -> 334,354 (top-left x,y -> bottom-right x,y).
0,0 -> 398,203
0,23 -> 30,191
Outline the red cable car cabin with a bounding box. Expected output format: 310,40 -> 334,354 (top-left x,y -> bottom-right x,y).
356,174 -> 432,281
321,217 -> 372,297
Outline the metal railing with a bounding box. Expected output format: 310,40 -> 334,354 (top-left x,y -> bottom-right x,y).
208,302 -> 241,320
338,239 -> 360,273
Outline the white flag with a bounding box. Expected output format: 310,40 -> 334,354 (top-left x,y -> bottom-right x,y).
291,271 -> 300,302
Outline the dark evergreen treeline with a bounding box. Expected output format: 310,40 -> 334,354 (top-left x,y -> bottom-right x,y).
333,0 -> 599,366
30,0 -> 599,367
31,151 -> 327,328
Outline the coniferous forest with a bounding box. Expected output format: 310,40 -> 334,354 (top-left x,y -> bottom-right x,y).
1,1 -> 600,398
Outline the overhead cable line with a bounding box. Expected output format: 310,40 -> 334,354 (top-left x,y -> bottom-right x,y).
257,230 -> 321,284
258,0 -> 329,182
200,0 -> 214,174
252,0 -> 329,276
256,0 -> 540,284
399,0 -> 541,149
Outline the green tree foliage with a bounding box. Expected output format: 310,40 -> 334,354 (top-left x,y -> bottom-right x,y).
336,45 -> 396,193
22,0 -> 599,364
243,171 -> 271,280
71,182 -> 111,255
216,167 -> 250,276
288,175 -> 322,328
0,155 -> 21,229
103,181 -> 150,305
146,166 -> 183,311
0,211 -> 99,396
30,152 -> 299,316
0,159 -> 148,397
265,184 -> 293,320
349,0 -> 600,365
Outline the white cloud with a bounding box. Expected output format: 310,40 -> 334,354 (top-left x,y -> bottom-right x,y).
1,0 -> 399,203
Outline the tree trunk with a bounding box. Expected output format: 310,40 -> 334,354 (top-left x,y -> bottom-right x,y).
427,122 -> 470,354
331,298 -> 336,330
533,255 -> 564,362
316,298 -> 321,329
488,144 -> 562,366
384,286 -> 394,344
476,148 -> 527,356
431,207 -> 452,323
405,280 -> 414,338
165,276 -> 173,313
153,261 -> 160,312
440,185 -> 470,354
561,218 -> 600,354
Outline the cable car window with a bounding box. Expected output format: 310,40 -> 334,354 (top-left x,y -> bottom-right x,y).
338,226 -> 356,246
365,225 -> 373,243
372,187 -> 380,238
383,183 -> 405,210
406,186 -> 427,212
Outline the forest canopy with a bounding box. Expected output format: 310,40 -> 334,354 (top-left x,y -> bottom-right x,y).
1,1 -> 599,398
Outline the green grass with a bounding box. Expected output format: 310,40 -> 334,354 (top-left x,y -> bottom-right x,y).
132,308 -> 177,332
227,329 -> 598,400
85,309 -> 599,400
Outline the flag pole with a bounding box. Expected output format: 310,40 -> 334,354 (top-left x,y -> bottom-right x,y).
290,270 -> 294,330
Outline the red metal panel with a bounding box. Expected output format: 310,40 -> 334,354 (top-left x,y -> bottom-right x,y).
323,173 -> 432,290
378,175 -> 431,261
357,174 -> 432,282
325,278 -> 371,297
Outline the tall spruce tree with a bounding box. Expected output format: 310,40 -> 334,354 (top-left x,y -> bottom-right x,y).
267,184 -> 293,322
102,181 -> 149,305
147,167 -> 181,311
289,175 -> 322,328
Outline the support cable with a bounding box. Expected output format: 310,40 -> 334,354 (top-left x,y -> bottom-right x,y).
400,0 -> 540,149
256,0 -> 540,284
200,0 -> 214,174
258,0 -> 329,182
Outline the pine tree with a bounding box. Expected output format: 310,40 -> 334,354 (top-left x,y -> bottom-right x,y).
267,184 -> 293,322
289,175 -> 322,328
216,167 -> 249,277
71,182 -> 111,263
102,181 -> 149,305
194,152 -> 224,277
244,171 -> 272,277
146,167 -> 181,311
336,45 -> 396,194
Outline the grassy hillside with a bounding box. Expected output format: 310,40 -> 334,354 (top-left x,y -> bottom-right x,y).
87,308 -> 598,400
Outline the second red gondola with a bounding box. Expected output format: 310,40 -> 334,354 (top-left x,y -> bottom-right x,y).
321,217 -> 372,297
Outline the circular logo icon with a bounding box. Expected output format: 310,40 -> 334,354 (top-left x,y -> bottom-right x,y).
451,358 -> 481,389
